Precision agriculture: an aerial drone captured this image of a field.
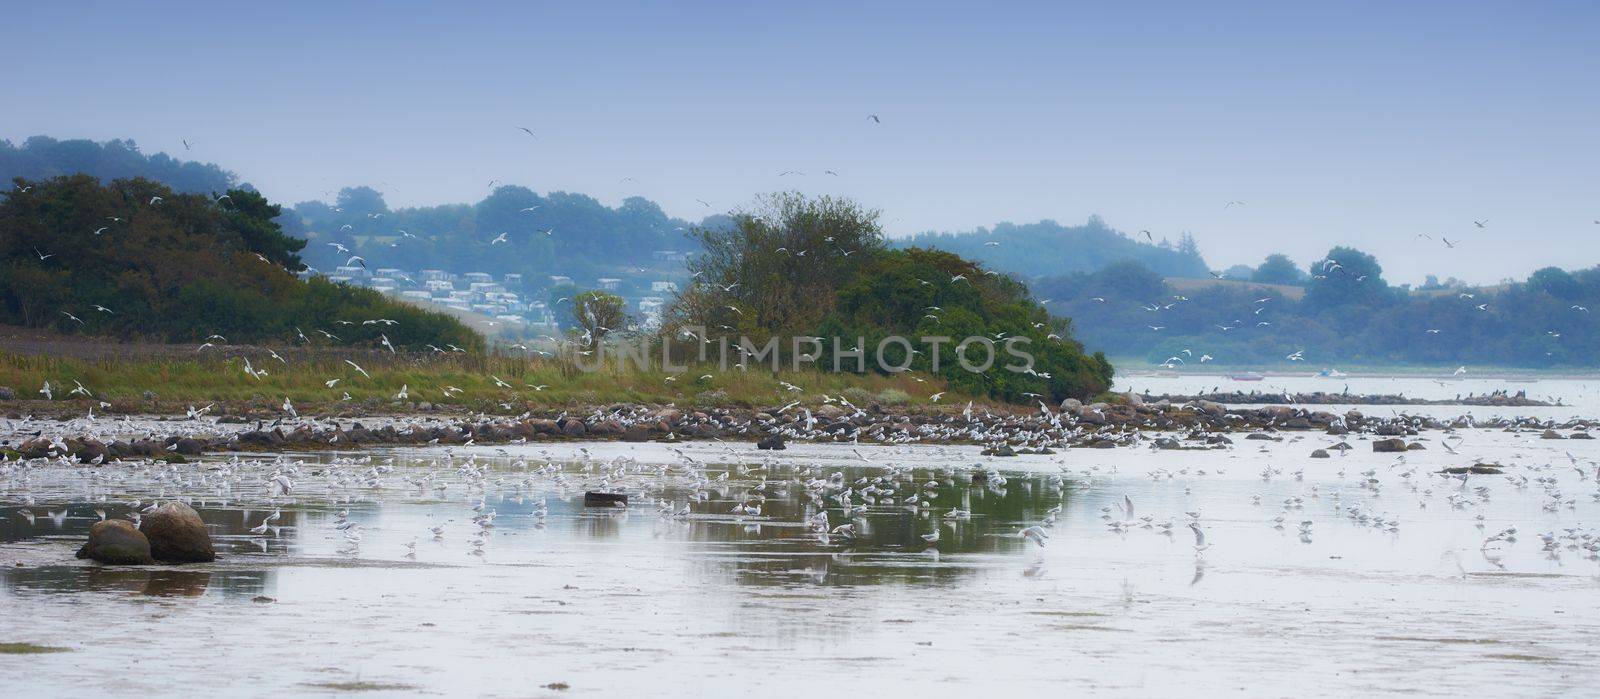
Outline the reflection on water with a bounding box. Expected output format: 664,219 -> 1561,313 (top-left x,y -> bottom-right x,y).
2,435 -> 1599,695
0,566 -> 270,598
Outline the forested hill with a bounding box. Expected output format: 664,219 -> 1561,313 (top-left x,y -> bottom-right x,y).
0,175 -> 482,351
3,136 -> 710,284
1035,250 -> 1600,369
899,216 -> 1211,280
1,136 -> 240,195
289,185 -> 707,281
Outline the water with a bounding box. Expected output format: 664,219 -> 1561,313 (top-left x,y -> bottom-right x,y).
3,430 -> 1599,696
1115,374 -> 1600,421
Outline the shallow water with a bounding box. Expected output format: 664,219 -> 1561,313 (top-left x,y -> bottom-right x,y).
3,433 -> 1599,696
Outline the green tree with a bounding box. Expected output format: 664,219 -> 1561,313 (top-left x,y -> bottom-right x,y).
1252,254 -> 1302,285
571,290 -> 626,340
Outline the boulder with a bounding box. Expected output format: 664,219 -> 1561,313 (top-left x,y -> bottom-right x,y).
561,419 -> 588,437
1310,449 -> 1330,459
1541,429 -> 1565,440
1407,442 -> 1427,450
756,434 -> 786,450
76,520 -> 155,565
172,438 -> 205,456
1570,432 -> 1594,440
621,426 -> 652,442
139,502 -> 215,563
0,386 -> 14,400
982,444 -> 1018,457
67,438 -> 108,463
1372,438 -> 1408,453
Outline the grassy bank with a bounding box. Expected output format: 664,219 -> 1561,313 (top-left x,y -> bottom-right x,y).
0,348 -> 981,415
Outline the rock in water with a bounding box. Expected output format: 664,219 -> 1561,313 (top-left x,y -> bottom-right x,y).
1371,438 -> 1408,453
140,502 -> 215,563
583,491 -> 628,507
756,434 -> 786,450
76,520 -> 155,565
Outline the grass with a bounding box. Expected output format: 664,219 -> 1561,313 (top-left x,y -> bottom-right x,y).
0,348 -> 986,414
0,642 -> 71,654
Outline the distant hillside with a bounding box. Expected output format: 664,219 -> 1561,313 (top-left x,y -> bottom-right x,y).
1166,277 -> 1306,301
899,216 -> 1210,279
1033,252 -> 1600,368
289,185 -> 706,286
1,136 -> 240,195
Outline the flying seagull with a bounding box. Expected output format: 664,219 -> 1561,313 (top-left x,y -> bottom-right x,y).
516,127 -> 537,139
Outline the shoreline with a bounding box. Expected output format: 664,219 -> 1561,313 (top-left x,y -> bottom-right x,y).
4,397 -> 1593,464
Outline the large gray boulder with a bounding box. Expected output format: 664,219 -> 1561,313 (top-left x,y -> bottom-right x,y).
140,502 -> 215,563
76,520 -> 155,565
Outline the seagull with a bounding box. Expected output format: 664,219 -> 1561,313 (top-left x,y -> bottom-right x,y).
1473,219 -> 1488,228
1019,526 -> 1050,546
490,232 -> 509,245
148,196 -> 164,205
867,114 -> 881,123
344,360 -> 371,379
516,126 -> 537,139
1188,523 -> 1210,553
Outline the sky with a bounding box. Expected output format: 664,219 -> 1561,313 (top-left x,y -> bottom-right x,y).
4,1 -> 1597,284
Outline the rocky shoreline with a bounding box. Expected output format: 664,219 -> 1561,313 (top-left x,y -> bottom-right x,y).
3,396 -> 1593,463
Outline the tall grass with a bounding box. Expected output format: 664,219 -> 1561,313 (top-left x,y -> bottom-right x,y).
0,349 -> 977,412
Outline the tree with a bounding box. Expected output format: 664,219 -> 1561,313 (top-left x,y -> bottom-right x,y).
335,186 -> 388,218
1527,267 -> 1581,300
1302,246 -> 1393,313
671,191 -> 885,338
571,290 -> 626,341
219,188 -> 307,271
1252,254 -> 1302,285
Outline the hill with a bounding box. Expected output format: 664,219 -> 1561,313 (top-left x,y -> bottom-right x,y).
0,175 -> 482,352
1,136 -> 239,195
898,216 -> 1211,280
1033,253 -> 1599,368
669,193 -> 1113,402
289,185 -> 706,289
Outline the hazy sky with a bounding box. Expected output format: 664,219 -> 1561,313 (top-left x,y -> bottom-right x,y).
5,1 -> 1596,284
